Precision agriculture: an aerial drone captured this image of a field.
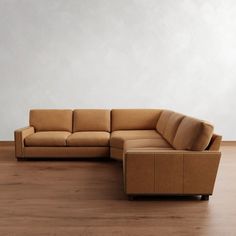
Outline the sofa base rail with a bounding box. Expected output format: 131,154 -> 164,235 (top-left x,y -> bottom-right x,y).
16,147 -> 110,159
127,194 -> 211,201
124,149 -> 221,200
16,156 -> 110,161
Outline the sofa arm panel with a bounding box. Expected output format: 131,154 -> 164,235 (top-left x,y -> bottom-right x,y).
14,126 -> 35,158
183,151 -> 221,194
124,149 -> 221,195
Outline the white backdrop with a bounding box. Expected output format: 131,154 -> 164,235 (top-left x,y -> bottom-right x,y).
0,0 -> 236,140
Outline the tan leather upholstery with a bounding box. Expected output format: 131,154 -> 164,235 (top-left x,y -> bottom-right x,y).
162,112 -> 185,144
156,110 -> 173,135
67,132 -> 110,147
110,137 -> 172,161
14,126 -> 35,157
173,117 -> 214,151
124,139 -> 173,150
25,131 -> 71,147
110,130 -> 162,149
183,151 -> 221,194
124,149 -> 221,195
73,109 -> 110,132
30,109 -> 73,132
207,134 -> 222,151
110,147 -> 124,161
111,109 -> 161,131
15,109 -> 220,162
14,108 -> 221,199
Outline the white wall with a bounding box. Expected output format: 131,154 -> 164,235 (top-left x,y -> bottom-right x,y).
0,0 -> 236,140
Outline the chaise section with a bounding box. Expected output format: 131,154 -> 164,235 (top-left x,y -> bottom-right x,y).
67,132 -> 110,147
121,111 -> 219,200
25,131 -> 71,147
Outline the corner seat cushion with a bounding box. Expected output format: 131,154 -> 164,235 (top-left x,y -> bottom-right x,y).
25,131 -> 71,147
173,116 -> 214,151
110,130 -> 163,149
124,138 -> 173,150
67,132 -> 110,147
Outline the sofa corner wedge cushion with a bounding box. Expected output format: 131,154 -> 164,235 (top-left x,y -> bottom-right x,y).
162,112 -> 185,144
111,109 -> 162,131
156,110 -> 173,135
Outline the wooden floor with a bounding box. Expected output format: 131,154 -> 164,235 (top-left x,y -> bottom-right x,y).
0,144 -> 235,236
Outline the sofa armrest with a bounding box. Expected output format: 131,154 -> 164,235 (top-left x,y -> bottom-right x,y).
207,134 -> 222,151
14,126 -> 35,158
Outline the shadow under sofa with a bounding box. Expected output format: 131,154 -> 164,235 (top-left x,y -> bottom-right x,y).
14,109 -> 222,200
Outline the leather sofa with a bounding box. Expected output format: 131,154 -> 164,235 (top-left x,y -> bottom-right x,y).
15,109 -> 221,200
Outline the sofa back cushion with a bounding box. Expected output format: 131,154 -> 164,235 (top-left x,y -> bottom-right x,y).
111,109 -> 161,131
73,109 -> 110,132
173,116 -> 214,151
156,110 -> 174,135
30,109 -> 73,132
163,112 -> 185,144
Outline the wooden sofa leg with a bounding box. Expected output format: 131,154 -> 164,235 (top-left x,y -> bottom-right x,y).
201,195 -> 209,201
128,195 -> 135,201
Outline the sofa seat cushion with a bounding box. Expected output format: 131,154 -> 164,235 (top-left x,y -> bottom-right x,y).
25,131 -> 71,147
67,132 -> 110,147
110,130 -> 163,149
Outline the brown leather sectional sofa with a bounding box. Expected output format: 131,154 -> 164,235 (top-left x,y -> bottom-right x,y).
15,109 -> 221,200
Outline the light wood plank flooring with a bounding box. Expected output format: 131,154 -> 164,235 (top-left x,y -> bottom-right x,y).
0,144 -> 235,236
